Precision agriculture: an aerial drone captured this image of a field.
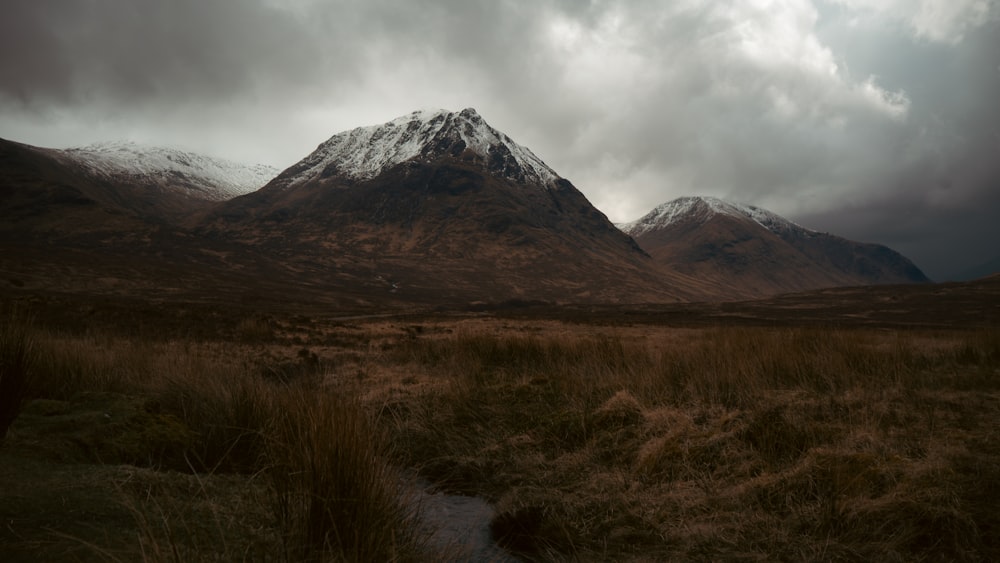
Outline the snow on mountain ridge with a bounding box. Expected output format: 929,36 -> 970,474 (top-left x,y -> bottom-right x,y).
619,196 -> 812,237
281,108 -> 560,189
60,141 -> 278,201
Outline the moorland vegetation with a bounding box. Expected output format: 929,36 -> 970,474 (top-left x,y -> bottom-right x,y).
1,307 -> 998,561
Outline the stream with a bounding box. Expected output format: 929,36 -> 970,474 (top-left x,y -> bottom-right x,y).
409,479 -> 521,562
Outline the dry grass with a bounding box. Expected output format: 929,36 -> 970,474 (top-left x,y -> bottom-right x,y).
268,388 -> 425,562
1,323 -> 436,562
384,324 -> 1000,561
2,312 -> 997,561
0,312 -> 34,440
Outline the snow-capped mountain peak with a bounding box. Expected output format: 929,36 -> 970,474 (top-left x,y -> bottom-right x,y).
277,108 -> 560,189
619,196 -> 810,237
59,141 -> 278,201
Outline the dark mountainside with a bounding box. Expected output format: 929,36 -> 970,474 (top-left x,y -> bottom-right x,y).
0,137 -> 295,304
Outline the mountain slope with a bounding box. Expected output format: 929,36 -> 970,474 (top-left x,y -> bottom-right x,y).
0,137 -> 277,231
206,109 -> 715,304
620,196 -> 929,297
60,141 -> 278,203
0,138 -> 159,236
0,137 -> 298,302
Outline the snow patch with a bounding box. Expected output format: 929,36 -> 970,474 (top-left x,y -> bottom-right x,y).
280,108 -> 560,189
619,196 -> 812,236
60,141 -> 278,201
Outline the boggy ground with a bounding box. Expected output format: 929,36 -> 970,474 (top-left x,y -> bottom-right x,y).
0,294 -> 998,561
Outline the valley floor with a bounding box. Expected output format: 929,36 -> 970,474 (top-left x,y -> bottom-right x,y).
1,295 -> 998,561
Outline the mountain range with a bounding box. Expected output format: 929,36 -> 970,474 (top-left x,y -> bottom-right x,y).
1,109 -> 930,306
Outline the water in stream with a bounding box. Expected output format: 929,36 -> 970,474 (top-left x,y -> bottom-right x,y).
410,481 -> 521,562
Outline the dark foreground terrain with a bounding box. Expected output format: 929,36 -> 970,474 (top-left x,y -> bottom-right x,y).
1,276 -> 998,561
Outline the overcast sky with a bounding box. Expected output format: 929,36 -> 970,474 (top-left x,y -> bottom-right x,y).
2,0 -> 998,280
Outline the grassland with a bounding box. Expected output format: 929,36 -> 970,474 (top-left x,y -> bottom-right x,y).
1,302 -> 998,561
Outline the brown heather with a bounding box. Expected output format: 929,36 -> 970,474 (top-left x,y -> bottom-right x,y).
0,311 -> 998,561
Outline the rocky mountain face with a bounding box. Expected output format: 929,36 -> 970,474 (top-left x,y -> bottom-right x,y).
205,109 -> 712,304
620,196 -> 930,297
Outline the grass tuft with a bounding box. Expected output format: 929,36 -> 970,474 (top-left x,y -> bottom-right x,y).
267,387 -> 427,562
0,311 -> 34,440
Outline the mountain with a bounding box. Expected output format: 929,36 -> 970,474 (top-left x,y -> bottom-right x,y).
1,138 -> 155,237
265,108 -> 558,191
0,138 -> 277,231
619,196 -> 930,297
205,108 -> 713,304
0,137 -> 291,301
60,141 -> 278,203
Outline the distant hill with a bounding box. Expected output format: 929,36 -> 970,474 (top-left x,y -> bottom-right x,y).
0,137 -> 289,302
0,137 -> 276,231
60,141 -> 277,202
619,196 -> 929,298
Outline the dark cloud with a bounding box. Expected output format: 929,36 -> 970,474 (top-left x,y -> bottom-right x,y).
796,19 -> 1000,279
2,1 -> 313,107
1,0 -> 997,280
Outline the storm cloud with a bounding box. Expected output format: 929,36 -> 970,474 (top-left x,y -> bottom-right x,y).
2,0 -> 997,279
